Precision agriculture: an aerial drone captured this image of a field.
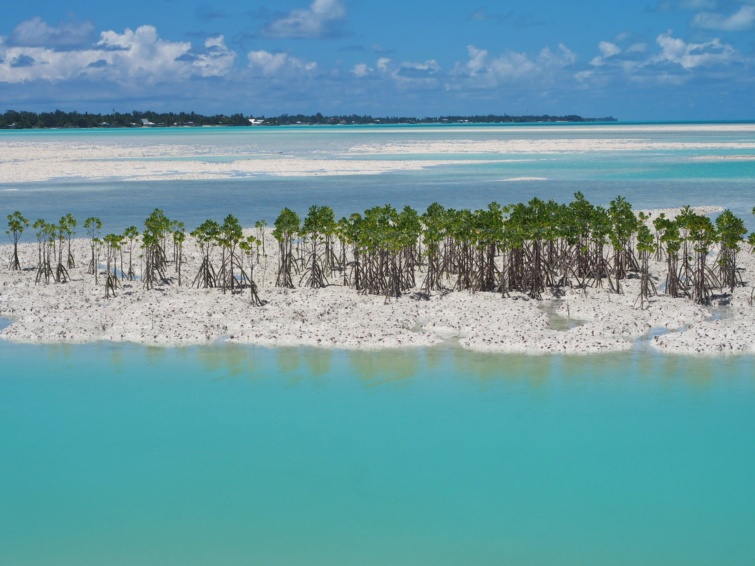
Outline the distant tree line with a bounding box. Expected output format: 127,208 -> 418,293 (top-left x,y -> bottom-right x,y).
0,110 -> 250,129
264,113 -> 617,126
0,109 -> 617,129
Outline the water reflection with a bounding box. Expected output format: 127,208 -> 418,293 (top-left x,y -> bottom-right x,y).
1,337 -> 753,394
348,348 -> 420,387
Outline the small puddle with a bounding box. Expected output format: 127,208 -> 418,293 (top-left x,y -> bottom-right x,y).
539,300 -> 586,331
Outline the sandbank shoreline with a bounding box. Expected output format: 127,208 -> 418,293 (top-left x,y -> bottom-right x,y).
2,206 -> 753,356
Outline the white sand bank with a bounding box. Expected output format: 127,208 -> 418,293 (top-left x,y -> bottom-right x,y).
0,140 -> 493,183
1,207 -> 753,355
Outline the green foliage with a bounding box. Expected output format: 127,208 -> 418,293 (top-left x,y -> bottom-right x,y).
636,224 -> 656,255
715,209 -> 747,252
84,216 -> 102,239
273,208 -> 301,241
6,211 -> 29,241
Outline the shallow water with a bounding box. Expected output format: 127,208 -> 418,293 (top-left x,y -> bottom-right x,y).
2,124 -> 755,564
1,341 -> 754,565
2,123 -> 754,234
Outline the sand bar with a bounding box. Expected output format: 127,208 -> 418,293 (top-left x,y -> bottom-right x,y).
2,207 -> 753,355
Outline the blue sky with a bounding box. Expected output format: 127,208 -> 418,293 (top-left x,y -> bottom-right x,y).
1,0 -> 754,120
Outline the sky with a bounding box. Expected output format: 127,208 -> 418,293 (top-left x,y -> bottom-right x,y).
1,0 -> 754,120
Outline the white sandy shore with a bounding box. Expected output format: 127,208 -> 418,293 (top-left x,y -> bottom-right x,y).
3,130 -> 755,183
1,207 -> 753,355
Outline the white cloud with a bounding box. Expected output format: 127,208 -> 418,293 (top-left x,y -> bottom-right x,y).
0,25 -> 237,84
580,29 -> 746,89
193,36 -> 236,77
96,26 -> 193,80
599,41 -> 622,58
351,63 -> 372,77
464,45 -> 488,75
591,41 -> 621,66
653,30 -> 738,68
376,57 -> 391,72
263,0 -> 346,38
626,42 -> 648,53
247,50 -> 317,76
692,5 -> 755,31
452,43 -> 576,88
9,17 -> 94,48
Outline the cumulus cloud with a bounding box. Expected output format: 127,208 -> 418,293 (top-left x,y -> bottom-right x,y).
653,30 -> 739,68
582,29 -> 746,87
692,5 -> 755,31
591,41 -> 621,66
247,50 -> 317,76
262,0 -> 346,38
451,43 -> 576,88
0,25 -> 237,84
191,36 -> 236,77
9,17 -> 95,48
351,63 -> 372,77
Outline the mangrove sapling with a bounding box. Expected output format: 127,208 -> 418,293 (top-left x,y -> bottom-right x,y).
6,211 -> 29,271
396,206 -> 421,291
588,206 -> 615,292
103,234 -> 122,298
239,235 -> 263,306
273,207 -> 300,289
634,223 -> 657,309
84,217 -> 102,283
142,209 -> 171,290
216,214 -> 245,294
655,217 -> 685,298
173,227 -> 185,287
608,196 -> 638,294
34,221 -> 54,285
191,219 -> 219,289
123,226 -> 139,280
254,220 -> 267,259
569,193 -> 596,289
60,213 -> 77,269
715,210 -> 747,292
687,213 -> 720,305
338,214 -> 363,289
54,216 -> 71,283
311,206 -> 340,277
652,213 -> 667,262
420,203 -> 447,294
32,219 -> 45,272
300,205 -> 330,289
675,206 -> 697,291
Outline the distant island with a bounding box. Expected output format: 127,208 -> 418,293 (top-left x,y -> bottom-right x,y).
0,110 -> 617,129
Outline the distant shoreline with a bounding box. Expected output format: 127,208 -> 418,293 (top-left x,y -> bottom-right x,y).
0,110 -> 617,130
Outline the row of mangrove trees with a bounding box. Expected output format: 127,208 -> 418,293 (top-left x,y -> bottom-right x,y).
5,194 -> 754,306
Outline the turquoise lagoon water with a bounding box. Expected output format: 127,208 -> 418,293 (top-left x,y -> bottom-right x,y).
2,124 -> 755,564
2,123 -> 755,233
1,340 -> 755,565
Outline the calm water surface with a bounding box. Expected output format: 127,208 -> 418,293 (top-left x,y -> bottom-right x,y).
1,341 -> 754,565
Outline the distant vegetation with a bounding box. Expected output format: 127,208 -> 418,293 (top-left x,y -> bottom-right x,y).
0,109 -> 617,129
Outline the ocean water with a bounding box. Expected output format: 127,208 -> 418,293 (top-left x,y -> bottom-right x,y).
2,124 -> 755,564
